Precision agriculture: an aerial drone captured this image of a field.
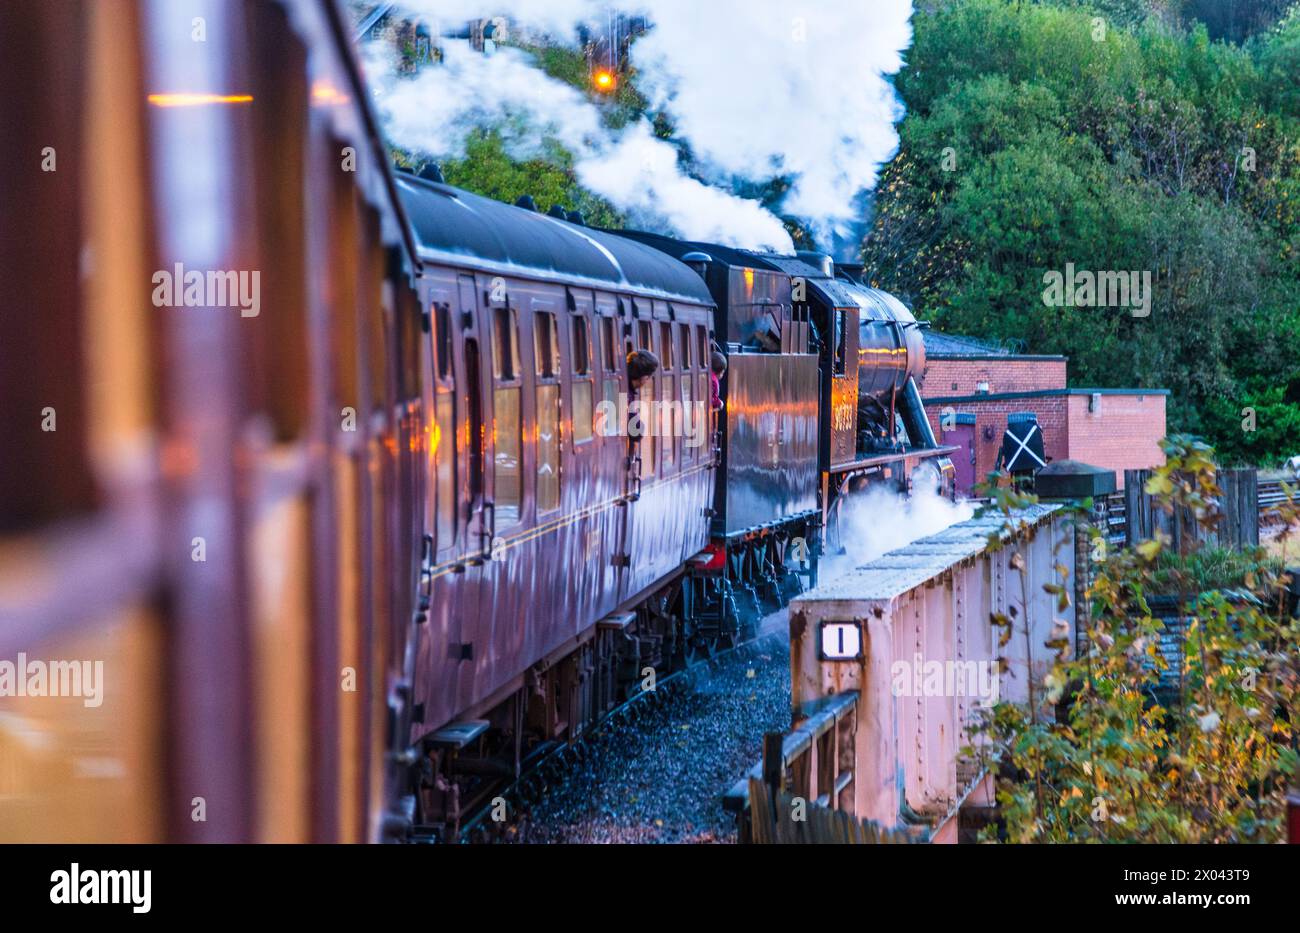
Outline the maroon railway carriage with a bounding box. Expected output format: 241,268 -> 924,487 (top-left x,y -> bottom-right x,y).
395,173 -> 719,837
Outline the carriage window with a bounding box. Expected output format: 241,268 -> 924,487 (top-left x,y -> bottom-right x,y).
681,374 -> 694,463
494,386 -> 521,524
537,383 -> 561,511
661,374 -> 675,469
638,320 -> 653,353
659,322 -> 674,369
573,316 -> 593,444
435,392 -> 456,547
535,311 -> 560,378
637,377 -> 655,479
595,377 -> 618,438
490,308 -> 521,524
833,309 -> 847,377
572,316 -> 590,375
493,306 -> 520,380
697,325 -> 708,368
434,302 -> 452,379
679,323 -> 692,370
465,340 -> 484,503
601,315 -> 617,372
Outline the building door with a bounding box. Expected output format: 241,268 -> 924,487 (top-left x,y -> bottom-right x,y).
945,416 -> 977,495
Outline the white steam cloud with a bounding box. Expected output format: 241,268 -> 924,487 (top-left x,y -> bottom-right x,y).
365,42 -> 793,248
824,482 -> 974,580
627,1 -> 912,243
365,1 -> 913,252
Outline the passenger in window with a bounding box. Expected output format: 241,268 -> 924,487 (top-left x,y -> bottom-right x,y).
626,349 -> 659,395
710,350 -> 727,410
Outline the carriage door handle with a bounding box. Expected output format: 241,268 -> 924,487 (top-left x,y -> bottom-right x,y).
418,534 -> 434,613
480,500 -> 495,554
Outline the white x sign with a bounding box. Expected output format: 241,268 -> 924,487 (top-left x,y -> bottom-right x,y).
1006,423 -> 1046,469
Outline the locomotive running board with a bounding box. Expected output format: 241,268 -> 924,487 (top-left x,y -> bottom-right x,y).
826,444 -> 960,477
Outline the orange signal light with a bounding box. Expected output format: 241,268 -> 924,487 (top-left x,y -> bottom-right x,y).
593,70 -> 615,92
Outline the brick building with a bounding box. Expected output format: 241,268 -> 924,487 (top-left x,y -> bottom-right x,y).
918,333 -> 1167,494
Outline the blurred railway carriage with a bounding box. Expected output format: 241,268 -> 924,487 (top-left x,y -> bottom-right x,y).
0,0 -> 424,844
0,0 -> 949,843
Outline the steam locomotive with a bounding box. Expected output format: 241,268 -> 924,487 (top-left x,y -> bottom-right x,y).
0,0 -> 948,844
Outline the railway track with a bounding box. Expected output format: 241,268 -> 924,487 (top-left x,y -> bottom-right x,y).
436,635 -> 782,844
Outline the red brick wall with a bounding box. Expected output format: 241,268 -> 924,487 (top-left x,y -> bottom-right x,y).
924,391 -> 1167,494
920,357 -> 1067,398
1065,393 -> 1166,485
925,397 -> 1069,492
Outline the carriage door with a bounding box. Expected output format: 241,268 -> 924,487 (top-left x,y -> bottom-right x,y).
565,290 -> 598,614
593,293 -> 626,609
452,273 -> 491,710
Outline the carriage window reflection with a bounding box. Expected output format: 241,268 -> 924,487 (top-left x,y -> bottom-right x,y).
494,386 -> 521,524
637,378 -> 655,479
537,383 -> 561,511
435,392 -> 456,547
661,374 -> 675,469
681,374 -> 693,463
573,316 -> 593,444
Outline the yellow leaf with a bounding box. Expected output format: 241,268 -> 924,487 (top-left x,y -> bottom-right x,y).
1145,473 -> 1173,496
1136,539 -> 1163,561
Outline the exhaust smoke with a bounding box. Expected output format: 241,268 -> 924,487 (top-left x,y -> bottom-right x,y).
363,1 -> 914,255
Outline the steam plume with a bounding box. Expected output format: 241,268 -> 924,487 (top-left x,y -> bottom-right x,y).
364,1 -> 913,253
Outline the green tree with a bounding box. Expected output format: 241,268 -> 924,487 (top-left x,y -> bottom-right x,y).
864,0 -> 1300,462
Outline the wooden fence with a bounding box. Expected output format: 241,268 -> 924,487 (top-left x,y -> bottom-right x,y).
747,779 -> 920,844
1114,467 -> 1260,551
